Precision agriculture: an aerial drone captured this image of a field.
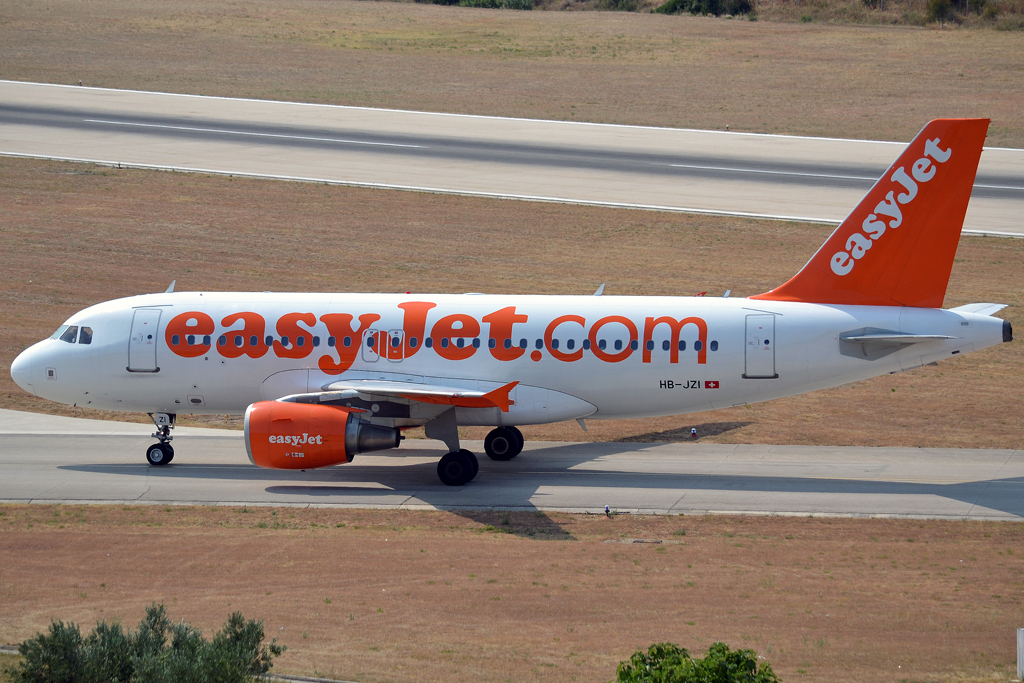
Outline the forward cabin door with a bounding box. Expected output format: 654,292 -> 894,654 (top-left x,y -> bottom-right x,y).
743,314 -> 777,379
127,308 -> 162,372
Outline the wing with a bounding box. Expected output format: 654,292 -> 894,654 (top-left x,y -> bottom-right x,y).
278,379 -> 519,414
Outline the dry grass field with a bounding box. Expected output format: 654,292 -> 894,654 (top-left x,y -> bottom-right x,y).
0,505 -> 1022,683
2,0 -> 1024,146
1,156 -> 1021,447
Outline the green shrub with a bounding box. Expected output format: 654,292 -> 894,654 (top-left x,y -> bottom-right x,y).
616,642 -> 780,683
654,0 -> 754,16
927,0 -> 955,22
456,0 -> 534,8
4,604 -> 284,683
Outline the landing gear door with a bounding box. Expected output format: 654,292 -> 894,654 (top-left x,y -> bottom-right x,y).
128,308 -> 162,373
743,314 -> 777,379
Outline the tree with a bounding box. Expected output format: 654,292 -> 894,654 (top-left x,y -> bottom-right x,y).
616,642 -> 780,683
5,604 -> 285,683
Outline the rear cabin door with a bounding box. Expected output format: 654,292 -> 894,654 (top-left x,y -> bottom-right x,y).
743,314 -> 777,379
128,308 -> 162,372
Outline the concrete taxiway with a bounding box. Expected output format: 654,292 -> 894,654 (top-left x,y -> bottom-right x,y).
1,410 -> 1021,520
1,80 -> 1022,234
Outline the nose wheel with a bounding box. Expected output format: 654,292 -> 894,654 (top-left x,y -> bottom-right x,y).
146,442 -> 174,466
437,449 -> 479,486
146,412 -> 176,466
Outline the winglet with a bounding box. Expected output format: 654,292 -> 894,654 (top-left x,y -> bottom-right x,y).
751,119 -> 989,308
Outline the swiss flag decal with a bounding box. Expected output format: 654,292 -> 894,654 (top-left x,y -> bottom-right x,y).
705,380 -> 720,389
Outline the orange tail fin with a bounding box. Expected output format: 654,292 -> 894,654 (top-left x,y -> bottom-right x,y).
751,119 -> 989,308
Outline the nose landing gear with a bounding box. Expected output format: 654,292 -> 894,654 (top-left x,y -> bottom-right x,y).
146,413 -> 176,466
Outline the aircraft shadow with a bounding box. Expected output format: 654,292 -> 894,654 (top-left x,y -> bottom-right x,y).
58,438 -> 1024,521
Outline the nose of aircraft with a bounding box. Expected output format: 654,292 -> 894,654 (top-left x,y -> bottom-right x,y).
10,347 -> 36,395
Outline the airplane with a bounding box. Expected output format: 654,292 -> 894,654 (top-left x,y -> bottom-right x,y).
9,118 -> 1013,486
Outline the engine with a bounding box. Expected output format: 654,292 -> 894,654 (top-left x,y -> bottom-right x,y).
244,401 -> 401,469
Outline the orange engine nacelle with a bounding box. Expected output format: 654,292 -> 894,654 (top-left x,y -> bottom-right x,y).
244,401 -> 401,470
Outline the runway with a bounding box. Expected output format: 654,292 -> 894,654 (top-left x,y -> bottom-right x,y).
2,410 -> 1021,520
1,80 -> 1022,234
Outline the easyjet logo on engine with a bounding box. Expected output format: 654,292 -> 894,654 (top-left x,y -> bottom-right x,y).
270,433 -> 323,445
165,305 -> 713,372
830,137 -> 952,277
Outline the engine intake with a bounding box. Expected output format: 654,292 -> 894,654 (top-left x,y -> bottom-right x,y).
244,401 -> 400,469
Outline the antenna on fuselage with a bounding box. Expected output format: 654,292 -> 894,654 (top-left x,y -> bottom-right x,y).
594,284 -> 605,296
165,280 -> 176,293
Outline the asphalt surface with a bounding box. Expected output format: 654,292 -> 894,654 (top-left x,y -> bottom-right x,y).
2,410 -> 1021,520
1,80 -> 1022,233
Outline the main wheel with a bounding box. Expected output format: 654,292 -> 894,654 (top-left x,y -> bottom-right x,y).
508,426 -> 524,455
485,427 -> 522,461
437,450 -> 475,486
459,449 -> 479,480
146,443 -> 172,466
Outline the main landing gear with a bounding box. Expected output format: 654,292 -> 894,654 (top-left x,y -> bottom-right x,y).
484,426 -> 524,461
145,413 -> 176,466
437,449 -> 479,486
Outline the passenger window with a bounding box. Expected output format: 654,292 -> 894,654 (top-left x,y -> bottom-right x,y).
281,336 -> 290,347
662,340 -> 669,351
551,339 -> 559,350
59,326 -> 78,344
535,339 -> 543,350
614,340 -> 622,351
646,340 -> 654,351
328,336 -> 336,347
234,335 -> 243,347
250,335 -> 258,347
504,339 -> 512,349
79,327 -> 93,345
694,340 -> 703,351
410,337 -> 418,348
566,339 -> 575,350
343,336 -> 351,347
313,336 -> 321,348
583,339 -> 591,350
265,335 -> 274,346
598,339 -> 607,350
710,340 -> 719,352
50,325 -> 70,340
630,340 -> 638,351
678,340 -> 686,351
519,339 -> 527,349
425,337 -> 433,348
472,338 -> 481,349
488,338 -> 497,349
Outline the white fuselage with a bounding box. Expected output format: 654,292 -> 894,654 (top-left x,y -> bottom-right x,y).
10,292 -> 1006,428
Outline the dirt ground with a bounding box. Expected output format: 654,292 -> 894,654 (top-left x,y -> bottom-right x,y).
3,0 -> 1024,146
1,156 -> 1021,448
0,505 -> 1021,683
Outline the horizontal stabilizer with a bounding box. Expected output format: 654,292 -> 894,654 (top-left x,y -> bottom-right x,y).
839,333 -> 956,343
948,303 -> 1008,317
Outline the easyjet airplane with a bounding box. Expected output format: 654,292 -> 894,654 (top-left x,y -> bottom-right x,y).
9,119 -> 1013,485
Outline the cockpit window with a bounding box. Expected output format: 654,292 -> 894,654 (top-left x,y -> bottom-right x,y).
59,326 -> 79,344
79,327 -> 93,345
50,325 -> 69,340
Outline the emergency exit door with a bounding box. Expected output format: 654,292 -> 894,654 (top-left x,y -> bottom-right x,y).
128,308 -> 161,372
743,314 -> 777,379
